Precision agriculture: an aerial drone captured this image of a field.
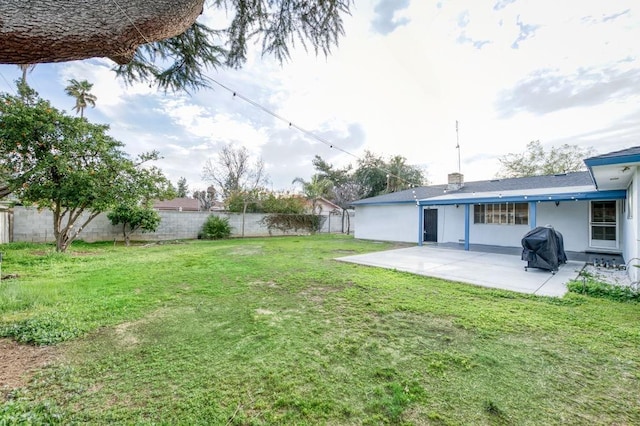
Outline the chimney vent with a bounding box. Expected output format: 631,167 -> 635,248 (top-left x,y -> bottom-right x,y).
447,173 -> 464,191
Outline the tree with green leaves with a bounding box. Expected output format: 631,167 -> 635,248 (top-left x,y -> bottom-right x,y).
353,151 -> 426,198
312,155 -> 362,234
64,79 -> 96,118
107,204 -> 162,246
292,175 -> 334,215
176,177 -> 189,198
352,151 -> 388,199
385,155 -> 426,193
0,85 -> 172,252
312,155 -> 352,187
0,1 -> 353,92
497,141 -> 596,178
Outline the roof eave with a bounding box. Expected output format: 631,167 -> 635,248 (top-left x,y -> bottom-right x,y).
418,189 -> 626,206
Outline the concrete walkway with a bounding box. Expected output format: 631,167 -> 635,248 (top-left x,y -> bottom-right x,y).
336,246 -> 585,297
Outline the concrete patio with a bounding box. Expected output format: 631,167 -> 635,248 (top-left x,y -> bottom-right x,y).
336,245 -> 587,297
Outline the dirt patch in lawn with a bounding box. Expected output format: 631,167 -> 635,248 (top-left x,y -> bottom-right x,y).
0,338 -> 59,397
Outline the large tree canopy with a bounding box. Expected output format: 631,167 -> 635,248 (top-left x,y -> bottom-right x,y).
0,85 -> 173,252
497,140 -> 596,178
0,0 -> 353,91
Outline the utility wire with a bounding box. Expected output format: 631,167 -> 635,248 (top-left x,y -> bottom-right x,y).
207,77 -> 425,189
208,78 -> 356,158
109,2 -> 426,190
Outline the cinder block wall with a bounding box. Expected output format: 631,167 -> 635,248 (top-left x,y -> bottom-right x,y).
11,207 -> 354,243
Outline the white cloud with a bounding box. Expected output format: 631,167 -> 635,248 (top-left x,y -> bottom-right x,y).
0,0 -> 639,191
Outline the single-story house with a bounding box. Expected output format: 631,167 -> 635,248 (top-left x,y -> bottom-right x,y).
352,147 -> 640,281
311,197 -> 342,215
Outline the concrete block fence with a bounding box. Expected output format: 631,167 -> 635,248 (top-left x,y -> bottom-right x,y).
10,206 -> 354,243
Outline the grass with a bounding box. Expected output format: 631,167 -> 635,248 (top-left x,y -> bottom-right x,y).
1,235 -> 639,424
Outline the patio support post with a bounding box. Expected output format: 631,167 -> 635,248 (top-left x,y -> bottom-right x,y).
529,201 -> 537,229
464,204 -> 470,251
417,204 -> 424,246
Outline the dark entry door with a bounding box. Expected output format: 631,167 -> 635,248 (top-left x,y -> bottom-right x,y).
423,209 -> 438,242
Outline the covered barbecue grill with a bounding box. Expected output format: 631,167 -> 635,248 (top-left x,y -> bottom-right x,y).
521,226 -> 567,273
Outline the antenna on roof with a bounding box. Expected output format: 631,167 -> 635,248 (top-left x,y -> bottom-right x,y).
456,120 -> 461,174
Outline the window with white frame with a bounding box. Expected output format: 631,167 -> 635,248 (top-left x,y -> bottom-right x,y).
591,200 -> 617,241
474,202 -> 528,225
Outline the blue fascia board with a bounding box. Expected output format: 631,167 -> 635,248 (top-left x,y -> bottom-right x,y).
352,200 -> 417,206
584,155 -> 640,189
583,154 -> 640,168
417,190 -> 626,206
585,165 -> 599,189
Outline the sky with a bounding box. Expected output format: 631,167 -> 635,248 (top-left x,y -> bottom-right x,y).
0,0 -> 639,194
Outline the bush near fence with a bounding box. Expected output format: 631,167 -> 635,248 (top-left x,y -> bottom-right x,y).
9,206 -> 354,243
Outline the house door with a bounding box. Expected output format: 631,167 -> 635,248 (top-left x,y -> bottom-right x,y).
589,200 -> 618,249
423,209 -> 438,242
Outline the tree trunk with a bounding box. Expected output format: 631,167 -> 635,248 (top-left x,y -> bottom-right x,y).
123,226 -> 130,247
242,201 -> 247,238
0,185 -> 11,199
0,0 -> 205,64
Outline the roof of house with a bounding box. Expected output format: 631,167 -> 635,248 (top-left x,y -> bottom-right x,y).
352,171 -> 595,205
584,146 -> 640,190
316,197 -> 342,210
153,197 -> 200,211
585,146 -> 640,163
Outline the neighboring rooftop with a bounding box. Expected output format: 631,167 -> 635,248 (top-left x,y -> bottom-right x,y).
153,197 -> 201,211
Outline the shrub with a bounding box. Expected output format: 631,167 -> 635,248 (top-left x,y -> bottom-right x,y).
260,214 -> 326,234
200,215 -> 232,240
568,273 -> 640,303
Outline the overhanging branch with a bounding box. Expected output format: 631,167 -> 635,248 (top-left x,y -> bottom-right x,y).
0,0 -> 205,64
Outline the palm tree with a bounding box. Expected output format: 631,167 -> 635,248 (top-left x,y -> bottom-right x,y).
17,64 -> 36,84
64,79 -> 97,118
292,175 -> 334,215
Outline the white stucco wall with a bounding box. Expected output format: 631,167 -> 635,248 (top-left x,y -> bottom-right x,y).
537,200 -> 590,252
354,204 -> 418,243
622,167 -> 640,281
439,205 -> 465,243
469,223 -> 530,247
357,197 -> 631,256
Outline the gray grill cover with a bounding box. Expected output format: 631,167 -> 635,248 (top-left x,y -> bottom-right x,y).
521,226 -> 567,272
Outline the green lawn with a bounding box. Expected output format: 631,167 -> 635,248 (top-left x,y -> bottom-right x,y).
1,235 -> 639,424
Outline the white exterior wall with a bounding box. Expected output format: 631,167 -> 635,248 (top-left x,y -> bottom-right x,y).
537,201 -> 590,252
434,201 -> 592,250
622,167 -> 640,281
469,222 -> 530,247
354,204 -> 418,243
439,205 -> 465,243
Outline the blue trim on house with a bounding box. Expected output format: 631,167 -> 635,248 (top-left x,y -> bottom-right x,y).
417,190 -> 626,206
584,154 -> 640,168
529,201 -> 537,229
352,200 -> 417,206
584,155 -> 640,189
464,204 -> 470,251
417,205 -> 424,246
